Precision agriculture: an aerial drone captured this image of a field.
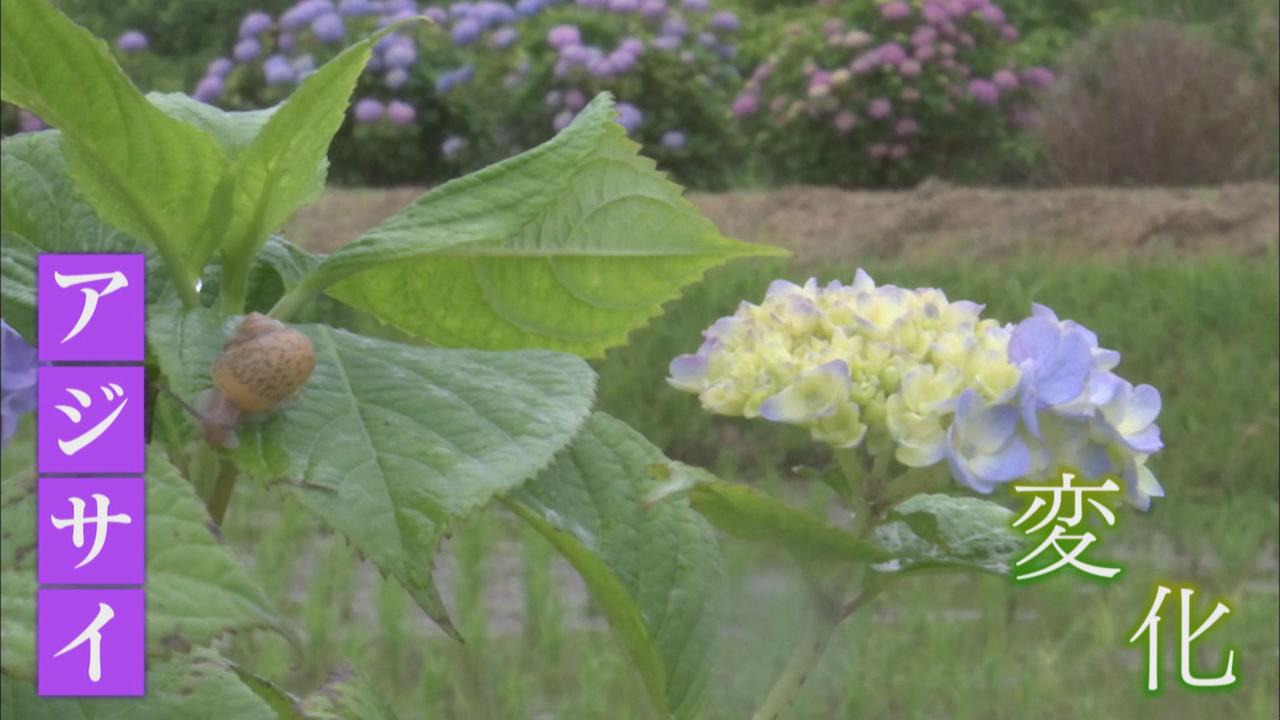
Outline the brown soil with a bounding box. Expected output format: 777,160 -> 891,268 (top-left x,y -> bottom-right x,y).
290,181 -> 1279,262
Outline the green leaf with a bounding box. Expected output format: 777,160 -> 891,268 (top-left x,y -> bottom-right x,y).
0,440 -> 288,679
297,665 -> 400,720
147,93 -> 279,158
297,92 -> 786,357
0,648 -> 280,720
256,235 -> 322,291
147,308 -> 597,639
872,494 -> 1024,576
1,131 -> 148,337
510,414 -> 722,720
0,0 -> 228,280
228,663 -> 305,719
209,23 -> 416,275
0,233 -> 37,337
0,571 -> 34,681
662,466 -> 892,566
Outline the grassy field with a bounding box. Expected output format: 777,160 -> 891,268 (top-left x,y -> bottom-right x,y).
218,237 -> 1279,718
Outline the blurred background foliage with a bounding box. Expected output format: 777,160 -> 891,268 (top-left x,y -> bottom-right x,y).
2,0 -> 1275,189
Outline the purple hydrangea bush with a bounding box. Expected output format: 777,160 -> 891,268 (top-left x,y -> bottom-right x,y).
185,1 -> 742,183
423,0 -> 744,178
735,0 -> 1054,186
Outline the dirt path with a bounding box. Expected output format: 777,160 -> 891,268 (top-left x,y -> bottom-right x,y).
291,182 -> 1278,262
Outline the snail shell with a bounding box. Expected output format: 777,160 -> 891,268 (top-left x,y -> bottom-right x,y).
211,313 -> 315,414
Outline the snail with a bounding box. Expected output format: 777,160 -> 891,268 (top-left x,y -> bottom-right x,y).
186,313 -> 316,448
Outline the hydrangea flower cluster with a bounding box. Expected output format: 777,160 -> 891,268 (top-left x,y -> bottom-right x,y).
1,320 -> 37,448
735,0 -> 1052,180
668,271 -> 1164,509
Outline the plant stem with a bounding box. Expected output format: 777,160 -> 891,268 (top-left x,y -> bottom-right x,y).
268,285 -> 313,322
751,607 -> 840,720
219,253 -> 251,315
207,460 -> 238,527
156,243 -> 202,309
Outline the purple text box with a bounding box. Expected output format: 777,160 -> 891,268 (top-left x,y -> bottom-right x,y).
38,477 -> 145,586
38,588 -> 145,696
37,366 -> 145,475
38,254 -> 145,362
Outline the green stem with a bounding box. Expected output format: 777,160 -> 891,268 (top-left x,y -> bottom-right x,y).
206,460 -> 238,527
155,242 -> 202,309
218,253 -> 251,315
268,285 -> 314,322
752,449 -> 892,719
751,604 -> 840,720
192,441 -> 237,527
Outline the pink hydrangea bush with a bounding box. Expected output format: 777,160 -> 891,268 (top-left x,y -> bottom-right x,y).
735,0 -> 1054,186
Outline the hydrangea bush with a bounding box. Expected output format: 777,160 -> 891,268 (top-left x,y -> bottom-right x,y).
734,0 -> 1055,185
185,0 -> 744,185
419,0 -> 744,184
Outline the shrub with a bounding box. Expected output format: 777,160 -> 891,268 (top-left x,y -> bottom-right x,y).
1036,20 -> 1275,186
424,0 -> 745,188
184,0 -> 744,188
733,0 -> 1053,187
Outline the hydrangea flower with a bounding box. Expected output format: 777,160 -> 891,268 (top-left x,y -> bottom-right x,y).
993,69 -> 1019,91
353,97 -> 385,123
292,54 -> 317,79
281,0 -> 333,30
709,11 -> 738,32
661,129 -> 687,149
386,99 -> 416,126
194,75 -> 225,103
234,38 -> 262,63
615,102 -> 643,133
490,26 -> 519,49
383,38 -> 417,68
1,320 -> 37,447
668,271 -> 1164,508
263,55 -> 295,85
833,110 -> 857,133
880,1 -> 911,21
548,24 -> 581,49
1021,66 -> 1055,88
517,0 -> 545,15
435,65 -> 475,93
967,78 -> 998,105
385,67 -> 410,88
312,12 -> 346,42
207,57 -> 234,78
730,93 -> 759,118
452,17 -> 483,45
442,134 -> 467,158
339,0 -> 378,15
116,30 -> 148,53
239,11 -> 273,37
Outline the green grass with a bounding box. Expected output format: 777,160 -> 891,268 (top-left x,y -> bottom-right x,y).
220,248 -> 1280,718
